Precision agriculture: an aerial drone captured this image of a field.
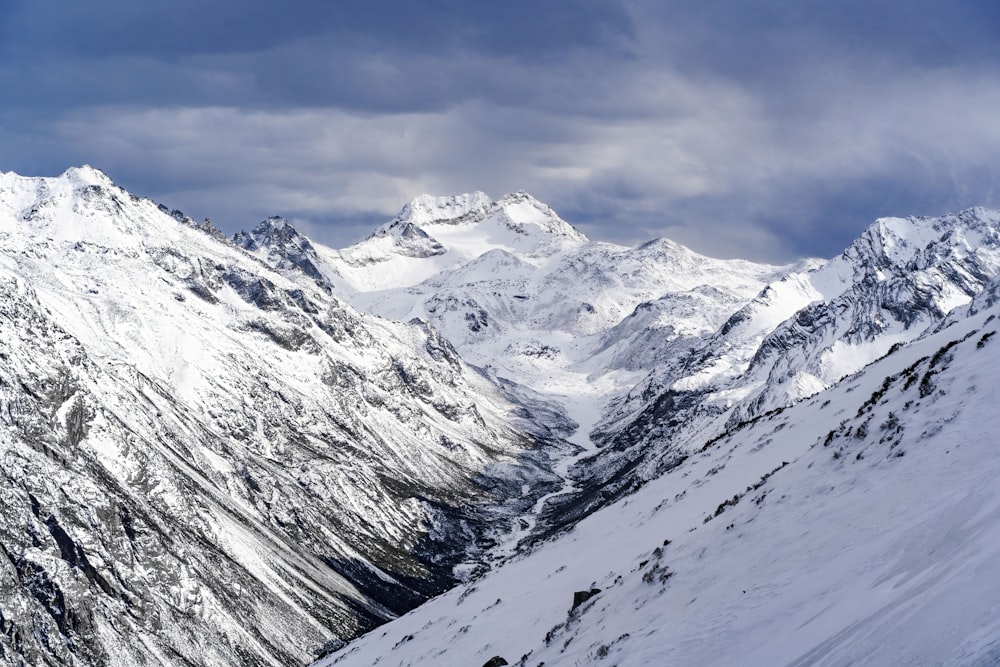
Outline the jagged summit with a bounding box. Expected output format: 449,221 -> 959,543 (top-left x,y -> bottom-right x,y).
371,190 -> 588,243
59,164 -> 114,184
384,191 -> 494,229
233,216 -> 335,284
234,215 -> 305,250
843,207 -> 1000,273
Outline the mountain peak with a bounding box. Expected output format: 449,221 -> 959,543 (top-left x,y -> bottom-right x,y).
845,206 -> 1000,273
376,190 -> 587,243
233,217 -> 330,283
492,191 -> 588,242
392,191 -> 494,228
60,164 -> 114,187
0,165 -> 115,196
236,216 -> 302,246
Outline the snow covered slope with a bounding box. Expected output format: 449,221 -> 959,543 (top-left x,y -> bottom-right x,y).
0,168 -> 575,665
320,271 -> 1000,667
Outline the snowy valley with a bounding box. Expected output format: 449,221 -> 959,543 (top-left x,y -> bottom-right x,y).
326,268 -> 1000,666
1,167 -> 999,665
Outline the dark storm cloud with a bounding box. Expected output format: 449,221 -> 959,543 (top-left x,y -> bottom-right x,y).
632,1 -> 1000,80
1,1 -> 999,261
1,1 -> 632,59
0,1 -> 633,111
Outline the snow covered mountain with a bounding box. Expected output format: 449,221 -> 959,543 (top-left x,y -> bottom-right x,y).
6,167 -> 1000,666
0,168 -> 576,665
250,192 -> 1000,546
237,191 -> 588,295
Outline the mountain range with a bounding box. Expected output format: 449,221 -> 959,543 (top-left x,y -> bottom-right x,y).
1,167 -> 999,665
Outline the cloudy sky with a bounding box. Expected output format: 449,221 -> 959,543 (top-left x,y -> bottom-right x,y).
1,1 -> 999,261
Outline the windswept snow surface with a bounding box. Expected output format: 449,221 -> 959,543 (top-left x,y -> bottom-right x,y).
319,281 -> 1000,667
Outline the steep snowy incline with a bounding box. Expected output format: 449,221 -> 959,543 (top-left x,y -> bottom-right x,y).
319,272 -> 1000,667
0,167 -> 575,666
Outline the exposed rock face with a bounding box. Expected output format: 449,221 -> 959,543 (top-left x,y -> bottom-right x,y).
234,216 -> 332,285
570,588 -> 601,612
